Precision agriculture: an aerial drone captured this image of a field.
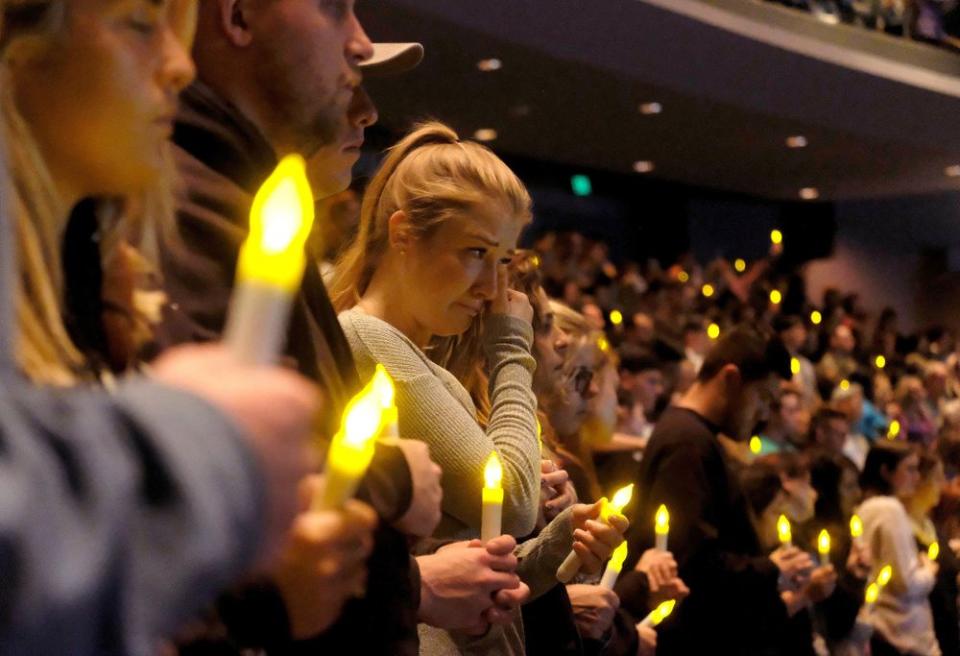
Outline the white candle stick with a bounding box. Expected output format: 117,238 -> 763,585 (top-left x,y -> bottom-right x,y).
224,155 -> 314,364
655,504 -> 670,551
599,541 -> 629,590
481,452 -> 504,543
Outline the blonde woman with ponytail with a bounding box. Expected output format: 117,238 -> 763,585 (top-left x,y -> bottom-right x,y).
333,122 -> 628,655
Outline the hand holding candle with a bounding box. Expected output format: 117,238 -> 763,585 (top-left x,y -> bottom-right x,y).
481,451 -> 504,543
225,154 -> 314,364
599,541 -> 629,590
654,504 -> 669,551
313,366 -> 389,510
556,484 -> 633,582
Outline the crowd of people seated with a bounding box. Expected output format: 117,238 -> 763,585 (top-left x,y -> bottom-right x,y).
765,0 -> 960,51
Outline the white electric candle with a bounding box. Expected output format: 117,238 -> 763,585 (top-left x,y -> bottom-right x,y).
481,452 -> 504,543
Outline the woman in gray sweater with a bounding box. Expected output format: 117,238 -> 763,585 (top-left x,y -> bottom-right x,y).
330,122 -> 628,655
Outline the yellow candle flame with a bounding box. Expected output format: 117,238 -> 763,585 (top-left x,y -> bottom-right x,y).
865,582 -> 879,605
734,258 -> 746,273
602,484 -> 634,522
777,514 -> 792,545
609,541 -> 629,570
790,357 -> 800,376
887,420 -> 901,440
770,229 -> 783,245
769,290 -> 782,305
649,600 -> 676,626
597,336 -> 610,352
840,379 -> 850,392
877,565 -> 892,588
850,514 -> 863,539
701,284 -> 715,298
875,355 -> 886,369
810,310 -> 822,325
678,271 -> 690,283
929,541 -> 940,562
749,436 -> 762,455
484,451 -> 503,490
371,364 -> 395,409
237,154 -> 315,291
655,504 -> 670,536
328,371 -> 385,476
818,529 -> 831,556
610,310 -> 624,326
708,323 -> 720,340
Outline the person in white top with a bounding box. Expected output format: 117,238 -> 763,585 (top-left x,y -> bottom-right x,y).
857,442 -> 940,656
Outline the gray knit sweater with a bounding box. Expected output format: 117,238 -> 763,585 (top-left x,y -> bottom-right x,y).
339,308 -> 575,655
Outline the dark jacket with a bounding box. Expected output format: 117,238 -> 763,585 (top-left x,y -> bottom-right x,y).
623,406 -> 788,656
156,80 -> 420,655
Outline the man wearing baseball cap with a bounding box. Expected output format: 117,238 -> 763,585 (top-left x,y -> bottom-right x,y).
155,1 -> 528,652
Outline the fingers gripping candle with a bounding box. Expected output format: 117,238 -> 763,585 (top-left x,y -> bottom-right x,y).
225,155 -> 315,364
556,484 -> 633,582
481,452 -> 504,543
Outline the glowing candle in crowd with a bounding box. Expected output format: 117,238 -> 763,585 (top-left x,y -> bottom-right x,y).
928,541 -> 940,562
875,355 -> 886,369
749,436 -> 762,455
225,154 -> 314,364
599,541 -> 629,590
708,323 -> 721,340
678,270 -> 690,283
655,504 -> 670,551
770,229 -> 783,245
701,283 -> 715,298
314,370 -> 386,510
850,514 -> 863,545
810,310 -> 822,325
840,379 -> 850,392
777,514 -> 792,548
818,529 -> 831,566
639,600 -> 677,629
557,484 -> 634,582
790,357 -> 800,377
769,289 -> 782,305
864,582 -> 880,610
372,364 -> 399,439
734,258 -> 747,273
610,309 -> 624,326
887,420 -> 901,440
481,451 -> 504,543
877,565 -> 892,587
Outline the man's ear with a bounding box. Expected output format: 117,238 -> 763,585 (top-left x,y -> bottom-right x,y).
720,363 -> 742,393
218,0 -> 254,47
387,210 -> 414,253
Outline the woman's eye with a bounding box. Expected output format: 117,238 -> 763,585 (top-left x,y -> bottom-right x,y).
467,248 -> 487,259
126,15 -> 160,35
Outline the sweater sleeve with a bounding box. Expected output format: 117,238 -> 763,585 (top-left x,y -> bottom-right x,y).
515,506 -> 575,600
342,311 -> 540,538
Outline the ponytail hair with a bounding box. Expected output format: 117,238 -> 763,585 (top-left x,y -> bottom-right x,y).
329,120 -> 532,311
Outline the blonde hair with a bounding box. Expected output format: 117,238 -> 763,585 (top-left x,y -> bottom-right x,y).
329,120 -> 532,311
330,121 -> 532,424
1,0 -> 177,383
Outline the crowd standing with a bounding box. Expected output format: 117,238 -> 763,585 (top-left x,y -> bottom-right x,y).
0,0 -> 957,655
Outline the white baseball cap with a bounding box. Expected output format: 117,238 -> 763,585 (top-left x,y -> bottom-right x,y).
361,42 -> 424,77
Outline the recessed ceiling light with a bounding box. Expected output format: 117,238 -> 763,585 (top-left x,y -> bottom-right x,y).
639,102 -> 662,115
633,160 -> 655,173
473,128 -> 498,142
946,165 -> 960,177
799,187 -> 819,200
477,58 -> 502,72
786,135 -> 808,148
